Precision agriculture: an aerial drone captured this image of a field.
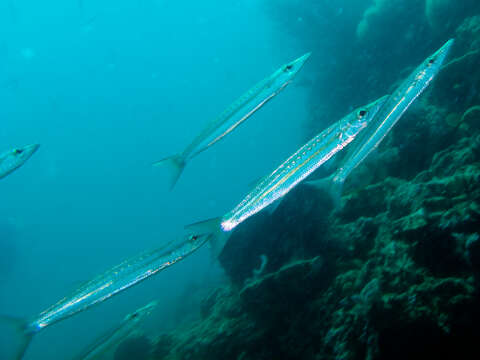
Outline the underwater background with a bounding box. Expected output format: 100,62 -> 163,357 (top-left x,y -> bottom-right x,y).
1,0 -> 480,359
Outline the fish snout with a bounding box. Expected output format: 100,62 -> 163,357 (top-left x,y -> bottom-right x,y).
25,143 -> 40,155
430,38 -> 455,67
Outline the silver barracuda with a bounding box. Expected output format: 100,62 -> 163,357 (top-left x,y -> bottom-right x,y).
71,301 -> 157,360
0,234 -> 209,360
185,95 -> 388,256
0,144 -> 40,179
307,39 -> 454,206
154,52 -> 311,189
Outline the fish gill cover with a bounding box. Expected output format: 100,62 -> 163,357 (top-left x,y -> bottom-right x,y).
0,1 -> 479,360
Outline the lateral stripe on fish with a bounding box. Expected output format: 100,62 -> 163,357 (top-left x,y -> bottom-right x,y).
153,52 -> 311,189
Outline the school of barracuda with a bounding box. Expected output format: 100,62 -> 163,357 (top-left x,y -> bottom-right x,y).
0,38 -> 454,359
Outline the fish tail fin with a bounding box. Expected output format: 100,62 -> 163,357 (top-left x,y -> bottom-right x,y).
305,174 -> 344,209
185,217 -> 231,259
0,315 -> 34,360
152,154 -> 187,190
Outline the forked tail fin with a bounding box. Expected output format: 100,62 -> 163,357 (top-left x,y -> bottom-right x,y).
0,315 -> 34,360
185,217 -> 231,259
152,154 -> 186,190
304,174 -> 344,209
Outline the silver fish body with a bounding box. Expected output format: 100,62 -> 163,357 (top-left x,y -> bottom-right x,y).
332,39 -> 454,185
220,95 -> 388,231
26,235 -> 207,334
186,52 -> 312,159
2,235 -> 208,360
154,53 -> 311,189
0,144 -> 40,179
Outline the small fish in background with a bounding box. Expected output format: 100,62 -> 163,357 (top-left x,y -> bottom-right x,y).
78,0 -> 103,34
185,95 -> 388,257
0,144 -> 40,180
80,15 -> 98,34
306,39 -> 455,207
0,233 -> 209,360
71,301 -> 157,360
153,52 -> 311,190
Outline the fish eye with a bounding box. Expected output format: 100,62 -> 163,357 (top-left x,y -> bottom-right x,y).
13,149 -> 24,155
284,64 -> 293,72
428,58 -> 435,65
358,109 -> 367,117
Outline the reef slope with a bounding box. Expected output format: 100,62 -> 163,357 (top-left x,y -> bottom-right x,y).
145,10 -> 480,360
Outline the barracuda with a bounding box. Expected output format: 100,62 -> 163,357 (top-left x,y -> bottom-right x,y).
71,301 -> 157,360
185,95 -> 388,255
0,234 -> 209,360
307,39 -> 454,206
0,144 -> 40,179
153,52 -> 311,189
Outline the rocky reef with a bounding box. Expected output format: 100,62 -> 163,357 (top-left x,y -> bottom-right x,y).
114,335 -> 152,360
113,3 -> 480,360
147,112 -> 480,358
263,0 -> 480,139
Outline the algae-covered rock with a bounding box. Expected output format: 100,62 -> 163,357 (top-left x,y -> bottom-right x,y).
337,177 -> 402,222
357,0 -> 425,42
426,0 -> 480,35
151,334 -> 174,359
391,208 -> 428,239
460,105 -> 480,131
456,15 -> 480,51
426,0 -> 454,30
239,257 -> 325,321
429,136 -> 480,177
465,233 -> 480,275
373,276 -> 479,359
114,336 -> 152,360
431,15 -> 480,111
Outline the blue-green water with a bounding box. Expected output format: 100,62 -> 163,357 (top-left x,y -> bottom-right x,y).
1,1 -> 480,360
0,1 -> 308,359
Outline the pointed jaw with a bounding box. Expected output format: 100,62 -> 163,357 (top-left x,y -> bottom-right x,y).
23,144 -> 40,157
141,300 -> 158,315
430,39 -> 455,68
291,52 -> 311,70
134,300 -> 158,318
